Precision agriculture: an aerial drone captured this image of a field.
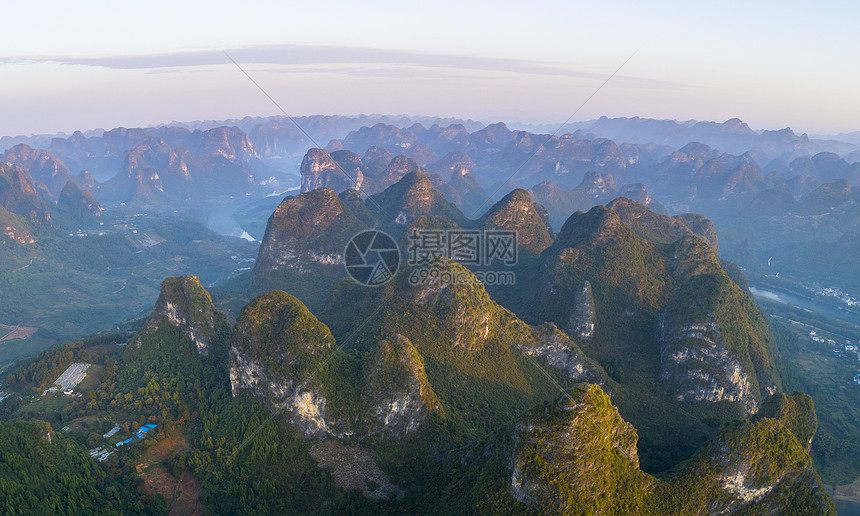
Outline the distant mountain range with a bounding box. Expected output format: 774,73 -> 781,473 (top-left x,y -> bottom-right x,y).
3,114 -> 859,215
579,116 -> 860,162
4,113 -> 860,310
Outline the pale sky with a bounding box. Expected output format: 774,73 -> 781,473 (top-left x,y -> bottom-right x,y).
1,0 -> 858,137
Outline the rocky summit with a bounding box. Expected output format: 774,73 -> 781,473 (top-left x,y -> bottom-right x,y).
130,275 -> 227,357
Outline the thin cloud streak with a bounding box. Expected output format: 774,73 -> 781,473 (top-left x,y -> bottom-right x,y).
0,44 -> 681,89
1,44 -> 595,75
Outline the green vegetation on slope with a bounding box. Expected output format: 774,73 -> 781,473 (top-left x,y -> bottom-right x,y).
0,213 -> 257,367
0,420 -> 151,515
497,203 -> 779,473
514,385 -> 835,515
0,193 -> 838,515
514,384 -> 654,514
763,309 -> 860,485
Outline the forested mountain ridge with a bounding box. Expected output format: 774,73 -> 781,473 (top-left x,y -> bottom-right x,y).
3,113 -> 858,513
2,169 -> 835,513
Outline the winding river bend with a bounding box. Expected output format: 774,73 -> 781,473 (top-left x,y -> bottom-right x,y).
749,282 -> 860,328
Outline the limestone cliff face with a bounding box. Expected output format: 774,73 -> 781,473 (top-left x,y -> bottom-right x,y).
125,138 -> 189,187
134,276 -> 221,355
0,205 -> 35,244
406,258 -> 597,382
0,164 -> 52,227
361,146 -> 393,177
96,128 -> 258,203
477,189 -> 553,259
254,187 -> 364,277
592,138 -> 628,169
684,393 -> 833,515
57,180 -> 101,219
446,164 -> 483,200
228,291 -> 342,437
367,170 -> 466,230
619,183 -> 668,214
658,253 -> 779,415
99,138 -> 191,203
510,387 -> 835,515
2,144 -> 73,197
330,150 -> 369,190
363,334 -> 443,438
575,170 -> 617,199
567,281 -> 595,340
511,385 -> 653,513
522,323 -> 594,380
607,196 -> 717,250
525,200 -> 776,417
228,295 -> 443,439
300,148 -> 364,193
673,212 -> 718,251
431,151 -> 474,178
200,126 -> 257,161
370,155 -> 426,194
658,310 -> 756,412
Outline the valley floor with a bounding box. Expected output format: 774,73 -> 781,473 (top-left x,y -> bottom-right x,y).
750,285 -> 860,493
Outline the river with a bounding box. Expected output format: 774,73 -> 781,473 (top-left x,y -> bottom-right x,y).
748,283 -> 860,327
836,498 -> 860,515
206,207 -> 256,242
